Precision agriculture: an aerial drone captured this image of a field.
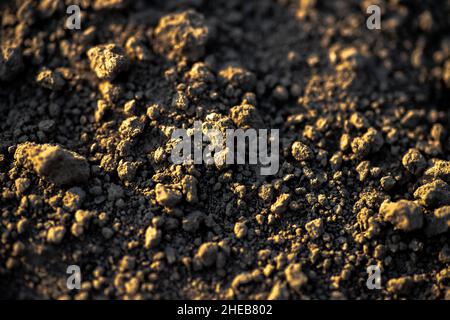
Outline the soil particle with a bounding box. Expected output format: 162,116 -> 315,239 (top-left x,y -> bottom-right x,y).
284,263 -> 308,292
268,281 -> 290,300
414,179 -> 450,208
351,128 -> 384,158
99,81 -> 123,104
233,221 -> 248,239
155,183 -> 182,207
229,103 -> 264,129
92,0 -> 126,10
380,200 -> 424,232
46,226 -> 66,245
194,242 -> 219,268
218,66 -> 256,92
36,68 -> 65,91
125,36 -> 151,62
87,44 -> 130,81
0,43 -> 23,81
182,211 -> 204,233
270,193 -> 291,215
402,149 -> 427,176
145,226 -> 162,249
305,218 -> 324,239
425,206 -> 450,237
387,276 -> 414,295
423,160 -> 450,183
153,10 -> 209,62
291,141 -> 314,162
14,143 -> 90,187
63,187 -> 86,212
181,175 -> 198,203
380,176 -> 396,191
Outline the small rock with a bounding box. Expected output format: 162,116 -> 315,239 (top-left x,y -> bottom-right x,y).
125,36 -> 151,61
402,149 -> 427,175
153,10 -> 209,62
14,143 -> 90,187
107,183 -> 124,201
231,272 -> 253,292
443,60 -> 450,88
380,176 -> 396,191
270,193 -> 291,214
0,43 -> 23,81
291,141 -> 314,161
386,276 -> 414,295
272,85 -> 289,102
349,112 -> 369,130
15,178 -> 30,196
414,179 -> 450,208
92,0 -> 126,10
218,66 -> 256,91
305,218 -> 324,239
380,200 -> 423,232
71,223 -> 84,237
155,183 -> 182,207
401,110 -> 424,128
87,44 -> 130,81
146,103 -> 161,120
95,99 -> 109,122
99,81 -> 123,103
356,160 -> 371,181
123,99 -> 138,116
63,187 -> 86,212
119,116 -> 145,139
36,68 -> 65,90
329,152 -> 343,171
117,160 -> 137,181
424,206 -> 450,237
144,226 -> 161,249
438,244 -> 450,263
47,226 -> 66,244
194,242 -> 219,268
186,62 -> 215,83
351,128 -> 384,158
234,221 -> 248,239
38,119 -> 55,133
102,227 -> 114,239
423,159 -> 450,183
267,281 -> 290,300
182,211 -> 204,233
119,256 -> 136,272
284,263 -> 308,292
181,175 -> 198,203
229,103 -> 264,129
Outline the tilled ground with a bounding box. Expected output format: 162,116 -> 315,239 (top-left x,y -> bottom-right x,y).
0,0 -> 449,300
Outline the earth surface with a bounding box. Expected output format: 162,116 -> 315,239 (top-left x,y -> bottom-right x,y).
0,0 -> 449,299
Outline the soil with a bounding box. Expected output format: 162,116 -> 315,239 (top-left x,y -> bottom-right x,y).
0,0 -> 449,300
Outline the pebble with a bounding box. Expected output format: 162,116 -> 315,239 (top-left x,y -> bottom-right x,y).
14,143 -> 90,187
380,200 -> 423,232
47,226 -> 66,244
87,44 -> 130,81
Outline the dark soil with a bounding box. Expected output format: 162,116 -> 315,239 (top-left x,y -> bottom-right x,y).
0,0 -> 449,300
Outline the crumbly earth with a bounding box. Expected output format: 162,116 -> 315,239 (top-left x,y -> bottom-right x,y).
0,0 -> 449,300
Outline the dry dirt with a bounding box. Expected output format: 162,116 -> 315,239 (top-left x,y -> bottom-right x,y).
0,0 -> 449,299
